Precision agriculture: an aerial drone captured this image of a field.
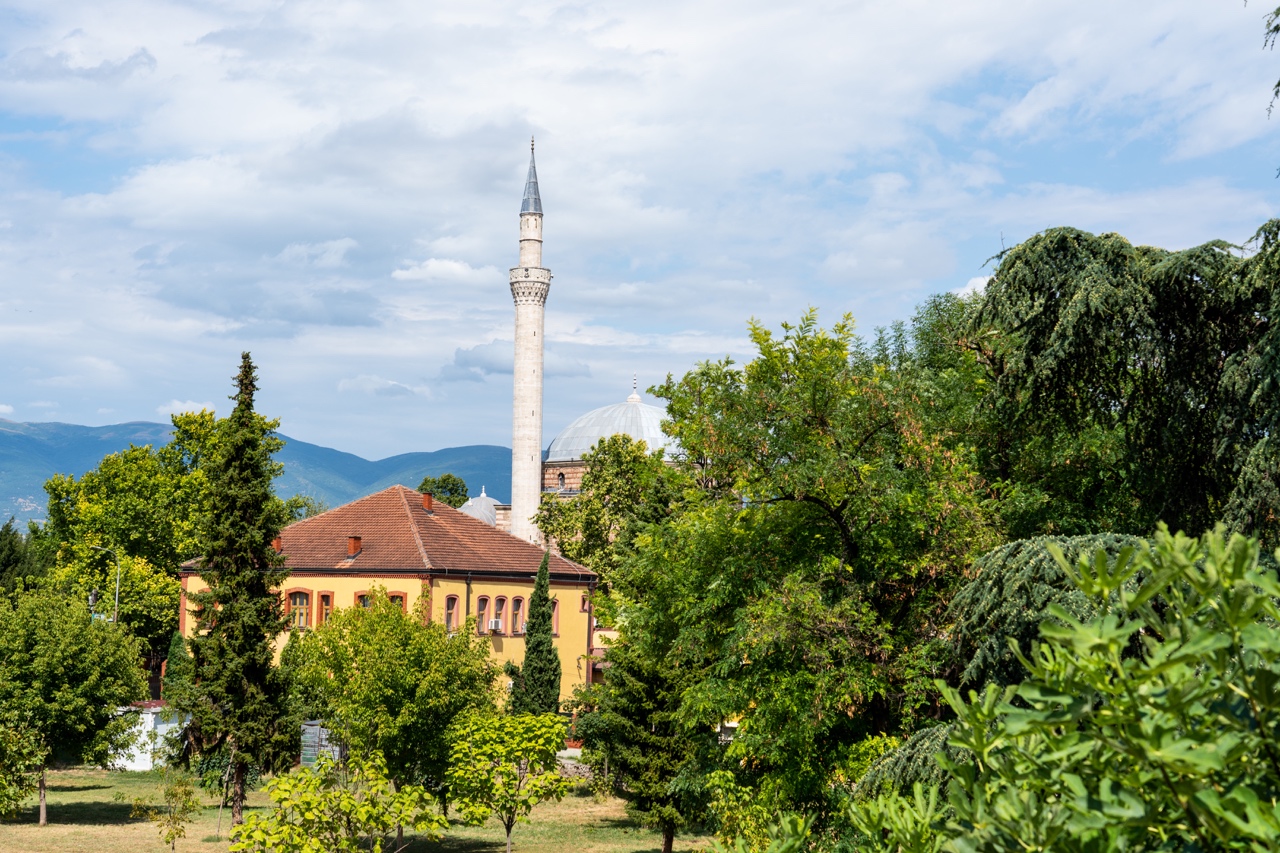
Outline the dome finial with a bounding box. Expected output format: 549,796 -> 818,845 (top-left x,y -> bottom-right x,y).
627,373 -> 641,403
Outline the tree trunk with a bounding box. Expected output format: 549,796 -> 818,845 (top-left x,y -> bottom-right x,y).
231,760 -> 246,825
662,824 -> 674,853
506,822 -> 514,853
38,766 -> 46,826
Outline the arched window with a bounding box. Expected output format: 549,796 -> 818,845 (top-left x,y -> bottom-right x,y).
476,597 -> 489,634
551,598 -> 559,636
511,598 -> 524,634
388,593 -> 407,612
287,591 -> 310,630
494,597 -> 507,634
445,595 -> 458,631
317,592 -> 333,625
557,472 -> 565,489
355,590 -> 371,608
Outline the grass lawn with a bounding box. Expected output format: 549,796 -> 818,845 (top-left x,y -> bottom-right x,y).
0,767 -> 711,853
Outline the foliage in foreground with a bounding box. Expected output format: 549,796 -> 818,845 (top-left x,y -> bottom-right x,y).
0,587 -> 145,824
849,527 -> 1280,851
125,767 -> 203,852
230,752 -> 445,853
288,588 -> 496,793
0,722 -> 44,819
447,713 -> 570,853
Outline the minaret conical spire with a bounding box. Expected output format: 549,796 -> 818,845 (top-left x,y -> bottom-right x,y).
521,137 -> 542,214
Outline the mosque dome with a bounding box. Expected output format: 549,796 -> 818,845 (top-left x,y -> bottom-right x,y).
458,486 -> 501,526
546,389 -> 676,463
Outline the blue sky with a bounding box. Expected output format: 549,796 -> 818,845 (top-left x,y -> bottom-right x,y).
0,0 -> 1277,459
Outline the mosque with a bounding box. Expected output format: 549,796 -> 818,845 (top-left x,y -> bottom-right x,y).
457,141 -> 675,539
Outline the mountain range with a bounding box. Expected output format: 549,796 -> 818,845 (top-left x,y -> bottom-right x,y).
0,420 -> 511,526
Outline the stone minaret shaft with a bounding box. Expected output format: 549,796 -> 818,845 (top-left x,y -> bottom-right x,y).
509,141 -> 550,544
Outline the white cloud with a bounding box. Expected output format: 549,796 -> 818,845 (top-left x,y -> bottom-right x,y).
336,374 -> 432,399
391,258 -> 501,284
277,238 -> 358,269
953,276 -> 991,296
0,404 -> 13,415
0,0 -> 1274,457
156,400 -> 215,416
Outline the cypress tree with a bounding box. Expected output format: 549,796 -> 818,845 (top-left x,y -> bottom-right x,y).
510,552 -> 560,714
180,353 -> 294,825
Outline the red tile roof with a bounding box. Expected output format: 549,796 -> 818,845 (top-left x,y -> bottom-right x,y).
259,485 -> 592,582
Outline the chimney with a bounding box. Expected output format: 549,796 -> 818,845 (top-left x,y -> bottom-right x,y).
347,536 -> 361,557
423,492 -> 434,513
271,537 -> 282,553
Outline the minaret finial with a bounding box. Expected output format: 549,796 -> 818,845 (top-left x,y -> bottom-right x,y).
521,140 -> 542,214
628,373 -> 641,403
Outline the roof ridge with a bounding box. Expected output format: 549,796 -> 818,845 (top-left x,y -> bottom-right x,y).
397,486 -> 432,569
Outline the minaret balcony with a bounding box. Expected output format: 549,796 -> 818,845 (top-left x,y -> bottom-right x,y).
508,267 -> 551,284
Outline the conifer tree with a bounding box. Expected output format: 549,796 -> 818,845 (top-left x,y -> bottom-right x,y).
510,552 -> 560,714
179,353 -> 295,825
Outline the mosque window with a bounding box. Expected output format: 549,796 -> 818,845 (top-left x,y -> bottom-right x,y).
445,595 -> 458,631
557,473 -> 565,489
477,597 -> 489,634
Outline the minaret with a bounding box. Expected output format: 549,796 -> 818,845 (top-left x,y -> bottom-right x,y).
509,139 -> 550,544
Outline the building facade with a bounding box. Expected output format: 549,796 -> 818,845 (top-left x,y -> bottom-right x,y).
179,485 -> 597,705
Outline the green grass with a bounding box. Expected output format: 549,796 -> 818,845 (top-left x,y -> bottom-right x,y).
0,767 -> 710,853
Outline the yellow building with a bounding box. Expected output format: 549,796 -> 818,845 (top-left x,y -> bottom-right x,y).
178,485 -> 598,705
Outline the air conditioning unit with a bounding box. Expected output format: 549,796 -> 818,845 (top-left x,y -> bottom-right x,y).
487,619 -> 503,632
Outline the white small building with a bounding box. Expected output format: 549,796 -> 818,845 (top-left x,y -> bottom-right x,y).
119,701 -> 185,771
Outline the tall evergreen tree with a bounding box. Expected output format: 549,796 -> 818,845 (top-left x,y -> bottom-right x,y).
509,552 -> 560,714
179,353 -> 295,825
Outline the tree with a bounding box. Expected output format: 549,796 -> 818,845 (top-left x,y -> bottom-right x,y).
178,353 -> 295,825
0,588 -> 146,825
289,589 -> 496,795
127,767 -> 204,852
847,527 -> 1280,851
230,752 -> 447,853
577,638 -> 706,853
970,225 -> 1280,541
619,311 -> 998,827
0,722 -> 44,819
534,434 -> 687,624
0,518 -> 52,595
417,473 -> 468,508
446,713 -> 570,853
508,552 -> 560,715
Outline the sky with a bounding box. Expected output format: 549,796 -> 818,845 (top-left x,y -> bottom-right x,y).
0,0 -> 1277,460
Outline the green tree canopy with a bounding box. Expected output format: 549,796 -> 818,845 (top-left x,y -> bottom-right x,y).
592,310 -> 999,829
231,752 -> 447,853
288,588 -> 496,793
970,224 -> 1280,541
447,713 -> 570,853
0,588 -> 146,824
848,527 -> 1280,851
417,473 -> 469,508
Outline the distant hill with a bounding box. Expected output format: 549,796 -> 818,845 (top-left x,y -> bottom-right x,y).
0,420 -> 511,526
